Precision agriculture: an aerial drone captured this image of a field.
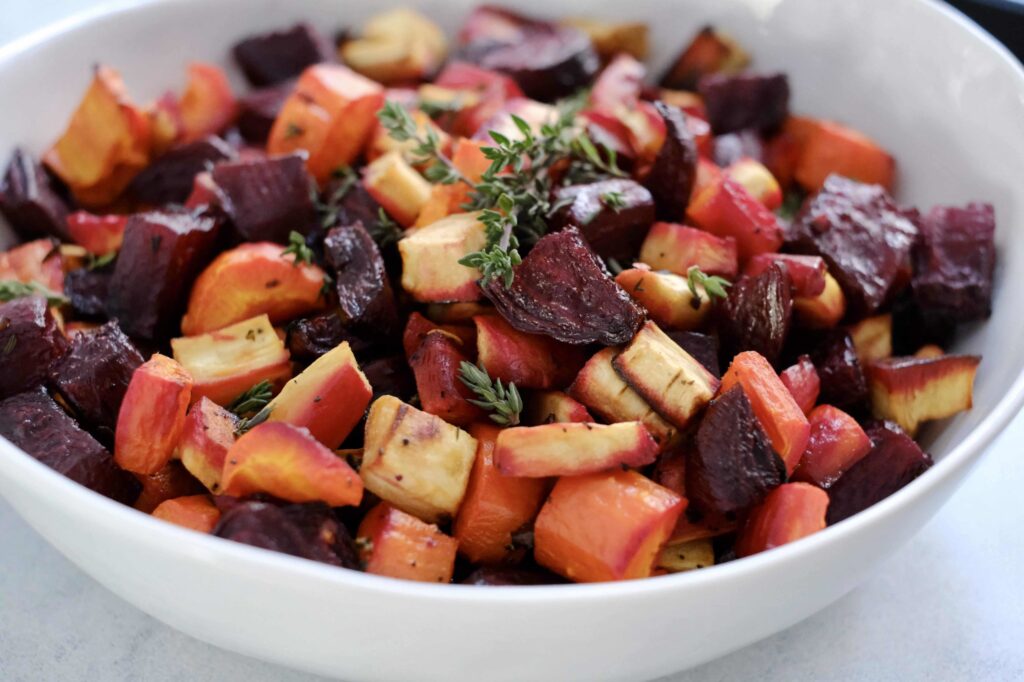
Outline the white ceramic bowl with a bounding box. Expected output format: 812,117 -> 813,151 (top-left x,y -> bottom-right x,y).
2,1 -> 1023,680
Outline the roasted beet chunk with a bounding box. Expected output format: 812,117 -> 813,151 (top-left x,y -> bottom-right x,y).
826,420 -> 932,524
687,385 -> 786,516
0,148 -> 71,241
667,330 -> 721,378
809,330 -> 868,409
644,101 -> 699,221
659,26 -> 749,91
912,203 -> 996,323
0,389 -> 140,504
698,72 -> 790,135
232,23 -> 333,87
48,321 -> 143,437
212,154 -> 317,243
237,80 -> 294,143
458,7 -> 598,101
362,354 -> 417,402
0,296 -> 68,399
549,178 -> 655,261
287,311 -> 371,361
481,228 -> 645,345
788,175 -> 918,315
718,263 -> 792,366
323,222 -> 400,340
214,500 -> 358,569
64,266 -> 112,318
105,209 -> 219,339
128,136 -> 235,205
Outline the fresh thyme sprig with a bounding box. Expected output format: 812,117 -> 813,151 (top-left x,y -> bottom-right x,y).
0,280 -> 68,307
367,207 -> 404,249
377,101 -> 467,186
87,252 -> 116,271
686,266 -> 731,305
228,380 -> 274,417
282,230 -> 314,267
458,361 -> 523,426
378,90 -> 624,287
230,380 -> 275,435
314,165 -> 359,230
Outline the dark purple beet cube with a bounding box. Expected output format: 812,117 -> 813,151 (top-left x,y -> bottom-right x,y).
232,23 -> 334,87
213,500 -> 358,569
0,148 -> 71,241
128,136 -> 235,206
809,330 -> 868,409
362,354 -> 417,402
788,174 -> 918,315
666,330 -> 720,378
481,227 -> 645,346
237,80 -> 295,143
461,566 -> 566,586
48,321 -> 143,437
712,130 -> 764,167
718,263 -> 793,367
459,7 -> 598,102
643,101 -> 698,222
698,72 -> 790,134
0,389 -> 140,504
549,178 -> 656,262
323,222 -> 399,340
212,154 -> 317,244
287,311 -> 371,361
105,210 -> 219,339
0,296 -> 68,399
64,265 -> 112,319
687,385 -> 786,516
826,420 -> 932,524
912,202 -> 995,323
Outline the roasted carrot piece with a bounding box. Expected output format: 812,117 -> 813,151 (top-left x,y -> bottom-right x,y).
221,422 -> 363,507
534,470 -> 685,582
793,405 -> 872,487
178,63 -> 236,142
686,175 -> 782,262
795,119 -> 895,192
474,314 -> 586,390
779,355 -> 820,416
720,351 -> 811,475
114,354 -> 193,475
152,494 -> 221,533
357,502 -> 458,583
735,482 -> 829,557
452,423 -> 549,564
409,330 -> 486,426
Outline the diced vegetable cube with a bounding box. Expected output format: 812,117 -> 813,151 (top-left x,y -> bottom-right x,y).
409,330 -> 485,426
222,421 -> 363,506
534,470 -> 685,582
452,423 -> 549,564
177,396 -> 236,493
361,395 -> 478,522
549,179 -> 656,262
0,148 -> 71,241
342,8 -> 449,85
495,421 -> 658,477
735,482 -> 829,556
687,175 -> 783,261
114,354 -> 193,474
718,262 -> 792,366
779,355 -> 820,415
474,314 -> 586,389
866,354 -> 980,437
399,212 -> 487,303
152,495 -> 221,533
793,405 -> 872,487
171,314 -> 292,406
211,154 -> 318,243
638,221 -> 738,278
357,502 -> 458,583
232,23 -> 334,87
615,268 -> 712,331
0,296 -> 67,400
523,390 -> 593,425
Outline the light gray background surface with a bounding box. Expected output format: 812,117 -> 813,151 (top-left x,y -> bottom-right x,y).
1,2 -> 1023,681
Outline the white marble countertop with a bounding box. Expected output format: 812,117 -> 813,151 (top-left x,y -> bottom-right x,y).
2,3 -> 1024,681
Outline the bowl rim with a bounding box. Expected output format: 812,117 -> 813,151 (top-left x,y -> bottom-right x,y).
1,0 -> 1023,604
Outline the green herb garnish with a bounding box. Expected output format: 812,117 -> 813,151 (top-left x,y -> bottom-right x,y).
686,266 -> 732,304
0,280 -> 68,307
458,361 -> 523,426
601,190 -> 627,212
367,207 -> 404,249
228,380 -> 274,418
282,230 -> 314,267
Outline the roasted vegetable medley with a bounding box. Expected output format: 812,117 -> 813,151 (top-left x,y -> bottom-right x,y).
0,6 -> 994,584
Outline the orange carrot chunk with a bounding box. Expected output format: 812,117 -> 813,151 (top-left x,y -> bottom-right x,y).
114,354 -> 193,475
720,351 -> 810,475
534,470 -> 685,582
452,423 -> 549,564
735,483 -> 828,557
152,494 -> 221,533
357,502 -> 458,583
